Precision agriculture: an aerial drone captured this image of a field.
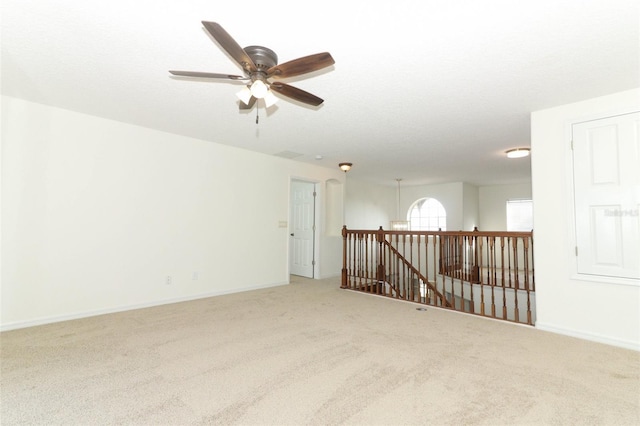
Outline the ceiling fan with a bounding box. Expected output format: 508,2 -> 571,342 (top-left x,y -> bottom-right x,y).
170,21 -> 335,110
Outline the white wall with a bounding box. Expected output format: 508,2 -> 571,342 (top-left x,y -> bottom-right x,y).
1,96 -> 344,329
531,88 -> 640,350
462,183 -> 479,231
319,179 -> 343,278
344,178 -> 394,229
478,183 -> 532,230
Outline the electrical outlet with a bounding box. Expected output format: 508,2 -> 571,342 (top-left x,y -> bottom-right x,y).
192,271 -> 199,281
166,275 -> 172,285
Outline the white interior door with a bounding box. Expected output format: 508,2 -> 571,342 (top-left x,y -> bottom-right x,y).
290,180 -> 316,278
572,112 -> 640,280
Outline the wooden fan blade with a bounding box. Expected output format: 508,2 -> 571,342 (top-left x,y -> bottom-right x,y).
169,70 -> 247,80
269,82 -> 324,106
267,52 -> 335,79
239,96 -> 257,110
201,21 -> 257,73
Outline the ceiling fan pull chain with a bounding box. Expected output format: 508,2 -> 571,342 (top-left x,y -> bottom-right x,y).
256,105 -> 259,124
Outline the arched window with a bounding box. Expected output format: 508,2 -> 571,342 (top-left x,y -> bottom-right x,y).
408,198 -> 447,231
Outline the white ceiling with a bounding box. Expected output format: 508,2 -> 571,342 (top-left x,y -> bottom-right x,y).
2,0 -> 638,186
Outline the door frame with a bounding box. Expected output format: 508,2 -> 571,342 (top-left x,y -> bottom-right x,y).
289,177 -> 320,279
565,108 -> 640,286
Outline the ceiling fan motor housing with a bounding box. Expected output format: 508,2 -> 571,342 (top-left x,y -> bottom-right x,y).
244,46 -> 278,71
170,22 -> 332,107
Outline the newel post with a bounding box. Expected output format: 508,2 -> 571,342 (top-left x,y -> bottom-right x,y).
472,226 -> 480,283
341,225 -> 348,288
376,226 -> 385,284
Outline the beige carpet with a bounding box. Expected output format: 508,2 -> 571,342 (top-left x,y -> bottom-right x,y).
1,276 -> 639,425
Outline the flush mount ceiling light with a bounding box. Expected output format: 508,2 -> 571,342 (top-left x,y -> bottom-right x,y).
339,162 -> 353,172
506,148 -> 531,159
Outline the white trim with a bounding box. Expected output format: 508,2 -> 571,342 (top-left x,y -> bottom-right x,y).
0,281 -> 288,332
570,273 -> 639,287
565,110 -> 640,286
536,322 -> 640,352
289,176 -> 322,279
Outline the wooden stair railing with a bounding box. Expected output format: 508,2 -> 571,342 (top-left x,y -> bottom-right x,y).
341,226 -> 536,325
382,240 -> 452,308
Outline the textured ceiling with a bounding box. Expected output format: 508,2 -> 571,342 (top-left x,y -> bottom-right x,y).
2,0 -> 639,186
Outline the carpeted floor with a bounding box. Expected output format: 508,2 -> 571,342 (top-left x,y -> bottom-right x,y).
1,276 -> 639,425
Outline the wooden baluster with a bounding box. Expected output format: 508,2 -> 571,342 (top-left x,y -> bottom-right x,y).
472,227 -> 480,283
363,232 -> 369,292
401,233 -> 406,300
341,226 -> 348,288
513,236 -> 520,290
424,234 -> 429,304
476,236 -> 483,313
369,232 -> 375,292
481,236 -> 489,317
478,236 -> 484,286
523,236 -> 532,325
490,235 -> 496,315
396,235 -> 408,300
512,236 -> 520,322
361,232 -> 366,289
409,234 -> 415,301
433,234 -> 438,305
362,232 -> 367,289
374,232 -> 378,293
423,234 -> 430,304
400,233 -> 406,300
449,232 -> 456,310
353,233 -> 358,288
457,235 -> 465,311
356,232 -> 360,286
491,236 -> 497,287
345,231 -> 351,288
502,237 -> 508,320
376,226 -> 387,294
387,236 -> 393,297
494,236 -> 502,319
416,234 -> 422,303
467,235 -> 475,313
372,232 -> 378,292
349,231 -> 354,288
530,232 -> 535,292
367,230 -> 378,293
390,234 -> 395,298
499,235 -> 505,304
363,232 -> 368,290
357,233 -> 361,287
368,232 -> 373,292
506,237 -> 512,289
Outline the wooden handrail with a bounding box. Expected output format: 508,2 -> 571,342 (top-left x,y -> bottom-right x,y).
341,226 -> 535,325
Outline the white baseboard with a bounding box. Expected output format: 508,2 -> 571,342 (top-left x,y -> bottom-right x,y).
536,322 -> 639,351
0,281 -> 288,332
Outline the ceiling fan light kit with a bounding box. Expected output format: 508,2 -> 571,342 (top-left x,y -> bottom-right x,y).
170,21 -> 334,114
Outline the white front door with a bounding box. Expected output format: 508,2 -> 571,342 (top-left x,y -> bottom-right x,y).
572,112 -> 640,280
290,180 -> 316,278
